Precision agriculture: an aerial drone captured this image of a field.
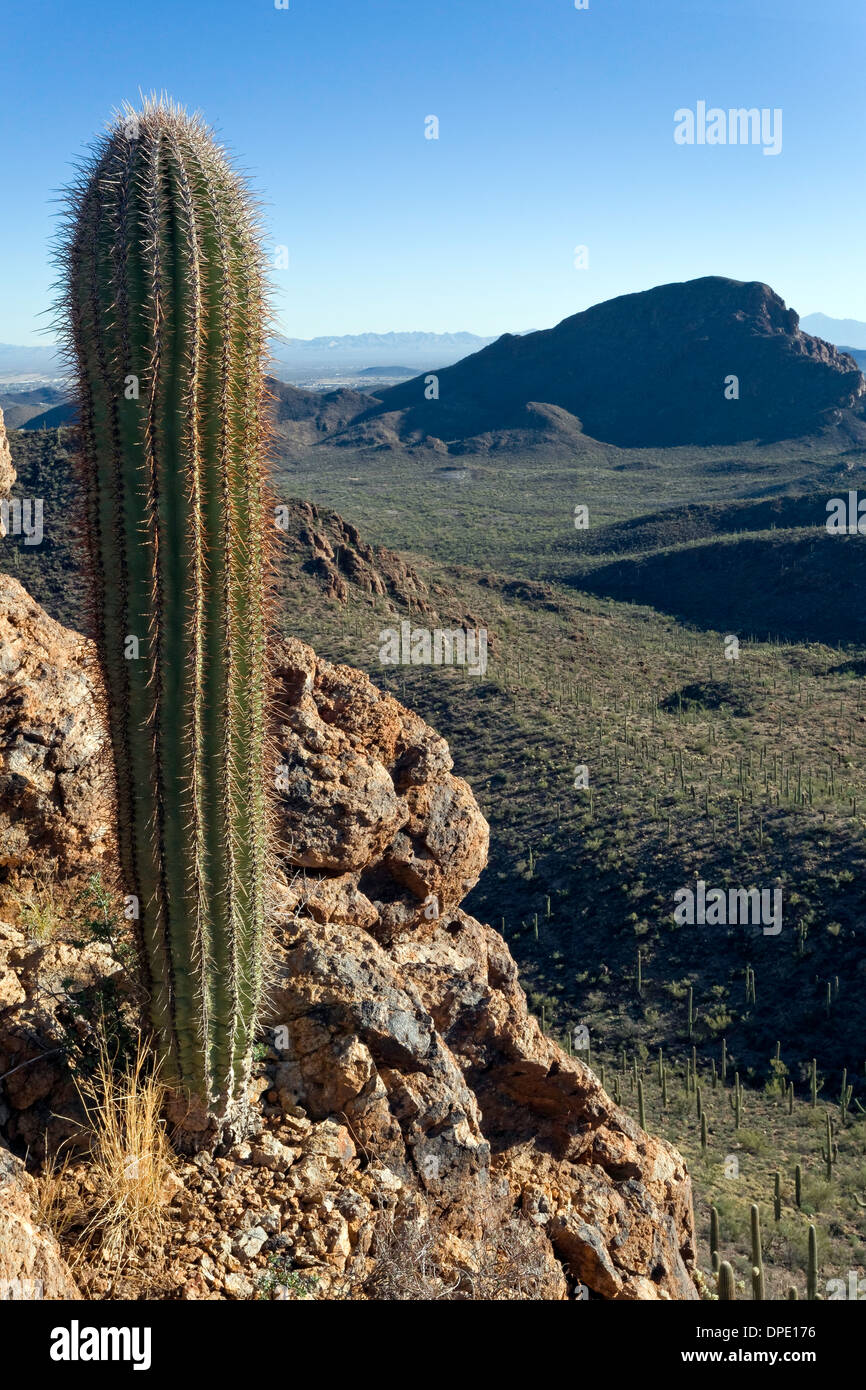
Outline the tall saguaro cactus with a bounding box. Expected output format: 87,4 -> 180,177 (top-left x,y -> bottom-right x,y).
59,99 -> 273,1138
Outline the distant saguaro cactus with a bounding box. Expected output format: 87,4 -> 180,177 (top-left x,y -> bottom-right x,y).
717,1261 -> 736,1301
59,99 -> 274,1141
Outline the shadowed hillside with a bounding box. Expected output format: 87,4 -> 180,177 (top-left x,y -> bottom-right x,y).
569,530 -> 866,645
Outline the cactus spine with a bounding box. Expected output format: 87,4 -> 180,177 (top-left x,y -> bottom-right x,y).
60,100 -> 273,1136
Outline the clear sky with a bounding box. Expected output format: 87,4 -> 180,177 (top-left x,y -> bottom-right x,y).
0,0 -> 863,343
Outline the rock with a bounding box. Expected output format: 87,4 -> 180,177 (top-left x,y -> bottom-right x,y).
249,1133 -> 300,1172
232,1226 -> 268,1260
268,495 -> 435,614
273,637 -> 489,940
261,641 -> 697,1300
0,917 -> 120,1158
223,1271 -> 254,1299
0,1140 -> 79,1298
0,409 -> 14,530
0,575 -> 113,883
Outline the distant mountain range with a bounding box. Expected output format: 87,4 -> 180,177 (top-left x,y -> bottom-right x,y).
0,332 -> 498,385
800,313 -> 866,349
4,306 -> 866,385
272,331 -> 495,353
267,331 -> 498,375
0,343 -> 64,377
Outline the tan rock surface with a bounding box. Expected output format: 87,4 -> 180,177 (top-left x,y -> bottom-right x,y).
0,408 -> 14,517
0,1140 -> 80,1298
0,575 -> 113,881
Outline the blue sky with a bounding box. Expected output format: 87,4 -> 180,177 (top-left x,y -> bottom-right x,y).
0,0 -> 863,343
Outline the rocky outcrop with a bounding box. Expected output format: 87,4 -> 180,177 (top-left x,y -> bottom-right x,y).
266,638 -> 696,1299
273,637 -> 488,939
0,579 -> 697,1299
276,499 -> 433,612
0,575 -> 113,882
0,1141 -> 79,1298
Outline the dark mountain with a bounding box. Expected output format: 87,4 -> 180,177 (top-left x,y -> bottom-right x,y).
18,400 -> 77,430
0,386 -> 67,429
361,278 -> 866,449
560,492 -> 837,559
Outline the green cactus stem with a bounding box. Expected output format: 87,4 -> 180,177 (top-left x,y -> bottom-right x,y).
59,99 -> 274,1140
717,1261 -> 736,1300
750,1204 -> 765,1300
821,1111 -> 838,1180
807,1225 -> 818,1301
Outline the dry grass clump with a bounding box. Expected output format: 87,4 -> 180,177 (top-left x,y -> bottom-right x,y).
362,1192 -> 563,1301
39,1037 -> 176,1279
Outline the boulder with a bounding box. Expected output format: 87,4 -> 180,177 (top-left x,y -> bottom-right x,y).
0,1140 -> 79,1299
0,575 -> 113,882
